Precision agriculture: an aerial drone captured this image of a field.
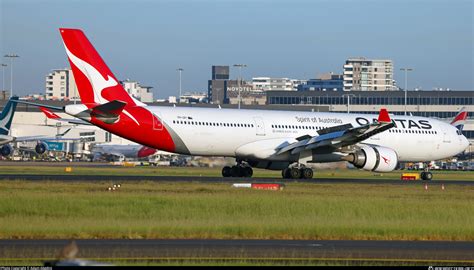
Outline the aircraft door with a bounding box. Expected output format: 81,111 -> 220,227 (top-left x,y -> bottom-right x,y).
443,131 -> 451,143
151,111 -> 163,130
253,117 -> 265,136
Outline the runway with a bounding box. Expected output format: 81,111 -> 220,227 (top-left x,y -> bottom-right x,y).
1,239 -> 473,264
0,173 -> 472,185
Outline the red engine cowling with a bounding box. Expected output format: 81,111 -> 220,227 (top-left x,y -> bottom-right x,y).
345,145 -> 398,172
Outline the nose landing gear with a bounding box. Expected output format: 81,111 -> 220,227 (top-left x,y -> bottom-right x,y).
419,163 -> 433,181
420,170 -> 433,181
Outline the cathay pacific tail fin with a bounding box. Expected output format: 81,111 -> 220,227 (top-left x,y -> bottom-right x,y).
0,97 -> 19,135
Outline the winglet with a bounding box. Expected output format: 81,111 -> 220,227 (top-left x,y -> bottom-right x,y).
40,107 -> 61,119
377,108 -> 391,123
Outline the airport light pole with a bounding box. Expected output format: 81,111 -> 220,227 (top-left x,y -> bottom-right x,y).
400,68 -> 413,116
1,64 -> 6,93
342,94 -> 355,113
233,64 -> 247,109
4,54 -> 19,98
177,68 -> 183,104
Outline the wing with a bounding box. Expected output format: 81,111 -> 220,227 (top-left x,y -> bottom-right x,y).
15,136 -> 83,142
15,129 -> 82,142
275,108 -> 395,155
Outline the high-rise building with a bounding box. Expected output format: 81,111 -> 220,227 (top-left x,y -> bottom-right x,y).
343,58 -> 395,91
45,68 -> 79,100
121,79 -> 154,102
208,65 -> 230,104
212,66 -> 230,80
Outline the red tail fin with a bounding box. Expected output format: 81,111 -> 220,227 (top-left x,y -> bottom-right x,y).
59,28 -> 138,108
450,107 -> 467,131
40,107 -> 61,119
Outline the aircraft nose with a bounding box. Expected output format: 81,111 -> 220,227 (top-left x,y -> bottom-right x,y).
461,135 -> 470,151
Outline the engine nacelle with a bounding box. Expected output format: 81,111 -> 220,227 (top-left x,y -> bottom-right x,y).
35,142 -> 48,154
344,145 -> 398,172
0,144 -> 13,157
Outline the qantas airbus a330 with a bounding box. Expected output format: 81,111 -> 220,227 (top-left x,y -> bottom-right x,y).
16,28 -> 470,180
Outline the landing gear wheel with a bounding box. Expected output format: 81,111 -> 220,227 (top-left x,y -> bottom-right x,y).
302,168 -> 313,179
290,167 -> 301,179
222,166 -> 232,177
231,166 -> 240,177
421,171 -> 433,181
243,167 -> 253,177
282,168 -> 291,179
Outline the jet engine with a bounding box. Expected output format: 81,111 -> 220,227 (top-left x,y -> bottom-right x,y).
35,142 -> 48,154
0,144 -> 13,157
343,145 -> 398,172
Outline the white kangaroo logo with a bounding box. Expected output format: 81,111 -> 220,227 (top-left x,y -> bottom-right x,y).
63,42 -> 117,104
62,42 -> 141,126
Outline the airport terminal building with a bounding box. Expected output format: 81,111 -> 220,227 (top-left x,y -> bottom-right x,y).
266,90 -> 474,140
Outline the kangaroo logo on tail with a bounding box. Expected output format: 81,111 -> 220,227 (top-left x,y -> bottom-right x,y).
63,42 -> 118,105
59,28 -> 144,108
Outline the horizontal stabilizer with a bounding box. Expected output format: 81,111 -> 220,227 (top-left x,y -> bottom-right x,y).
88,100 -> 127,124
91,100 -> 127,116
12,100 -> 64,111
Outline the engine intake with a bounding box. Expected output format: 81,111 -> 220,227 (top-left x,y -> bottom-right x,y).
35,142 -> 48,154
343,145 -> 398,172
0,144 -> 13,157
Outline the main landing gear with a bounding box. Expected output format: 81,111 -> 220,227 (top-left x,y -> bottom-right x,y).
222,163 -> 253,177
282,165 -> 313,179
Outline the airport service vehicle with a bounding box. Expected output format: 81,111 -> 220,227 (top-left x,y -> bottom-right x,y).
15,28 -> 470,180
0,97 -> 76,156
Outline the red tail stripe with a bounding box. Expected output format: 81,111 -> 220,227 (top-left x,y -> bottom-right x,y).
451,111 -> 467,124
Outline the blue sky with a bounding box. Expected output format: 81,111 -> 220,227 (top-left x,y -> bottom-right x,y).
1,0 -> 473,98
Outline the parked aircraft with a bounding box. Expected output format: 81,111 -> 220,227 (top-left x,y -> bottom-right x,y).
14,28 -> 470,180
40,107 -> 156,161
0,97 -> 76,156
91,143 -> 157,161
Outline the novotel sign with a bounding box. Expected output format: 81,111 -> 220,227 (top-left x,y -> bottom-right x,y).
227,87 -> 253,92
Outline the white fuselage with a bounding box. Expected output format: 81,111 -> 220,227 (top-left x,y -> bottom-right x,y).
149,106 -> 469,162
